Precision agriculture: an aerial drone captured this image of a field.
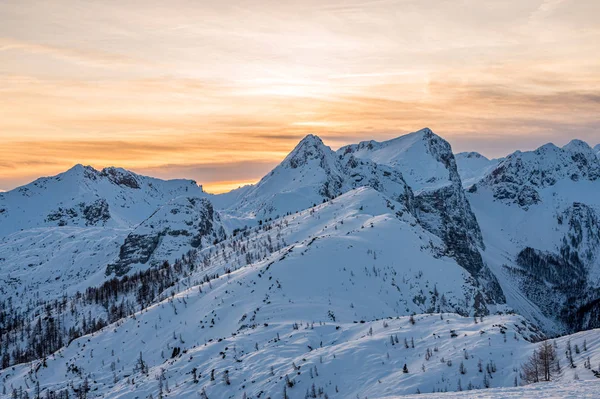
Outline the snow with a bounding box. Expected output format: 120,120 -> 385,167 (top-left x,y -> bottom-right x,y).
3,306 -> 598,398
339,128 -> 454,193
0,164 -> 205,237
464,139 -> 600,333
455,152 -> 502,188
395,380 -> 600,399
1,129 -> 600,398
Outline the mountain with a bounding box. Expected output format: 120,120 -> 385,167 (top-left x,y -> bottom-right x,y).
0,164 -> 205,237
455,152 -> 502,188
464,140 -> 600,332
228,134 -> 347,219
594,144 -> 600,158
2,190 -> 599,397
340,129 -> 503,302
0,166 -> 224,350
1,130 -> 600,398
105,196 -> 226,277
229,134 -> 414,222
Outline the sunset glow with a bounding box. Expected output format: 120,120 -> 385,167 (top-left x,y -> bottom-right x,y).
1,0 -> 599,192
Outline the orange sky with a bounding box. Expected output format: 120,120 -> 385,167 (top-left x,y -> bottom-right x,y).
1,0 -> 599,193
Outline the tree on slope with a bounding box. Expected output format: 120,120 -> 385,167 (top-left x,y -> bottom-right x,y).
522,340 -> 557,384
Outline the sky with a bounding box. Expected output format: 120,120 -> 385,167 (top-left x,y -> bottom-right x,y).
0,0 -> 598,193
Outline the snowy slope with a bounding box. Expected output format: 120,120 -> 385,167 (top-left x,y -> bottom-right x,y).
0,187 -> 518,396
340,128 -> 456,192
4,304 -> 600,399
0,165 -> 205,237
455,152 -> 502,188
396,380 -> 600,399
1,129 -> 600,399
4,186 -> 598,398
594,144 -> 600,158
465,140 -> 600,333
0,166 -> 216,300
339,129 -> 501,302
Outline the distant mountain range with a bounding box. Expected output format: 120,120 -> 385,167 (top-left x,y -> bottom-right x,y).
0,129 -> 599,398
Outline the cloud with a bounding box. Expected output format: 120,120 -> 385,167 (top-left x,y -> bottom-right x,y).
0,37 -> 141,68
1,0 -> 599,189
530,0 -> 568,21
133,160 -> 278,184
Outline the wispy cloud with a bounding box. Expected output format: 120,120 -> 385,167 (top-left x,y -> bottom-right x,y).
0,37 -> 141,68
0,0 -> 599,191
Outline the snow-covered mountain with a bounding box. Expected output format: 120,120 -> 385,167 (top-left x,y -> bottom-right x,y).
1,129 -> 599,398
464,140 -> 600,333
0,164 -> 205,236
455,152 -> 502,188
0,166 -> 219,301
229,134 -> 413,222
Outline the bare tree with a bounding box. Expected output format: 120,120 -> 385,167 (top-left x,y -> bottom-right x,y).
522,340 -> 557,384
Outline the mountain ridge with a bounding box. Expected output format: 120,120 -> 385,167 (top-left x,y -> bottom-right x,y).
1,129 -> 599,398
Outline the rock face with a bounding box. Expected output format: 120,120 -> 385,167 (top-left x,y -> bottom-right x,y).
464,140 -> 600,333
106,197 -> 226,276
481,141 -> 599,208
229,128 -> 506,315
45,198 -> 111,226
100,167 -> 141,189
340,129 -> 504,310
232,134 -> 417,220
0,164 -> 205,236
510,202 -> 600,332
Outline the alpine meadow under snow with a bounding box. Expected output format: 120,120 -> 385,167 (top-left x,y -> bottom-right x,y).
0,128 -> 599,398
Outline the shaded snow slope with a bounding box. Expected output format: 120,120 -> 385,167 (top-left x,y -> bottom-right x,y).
5,304 -> 600,399
0,165 -> 205,237
2,130 -> 600,399
465,140 -> 600,333
395,380 -> 600,399
455,152 -> 502,188
339,128 -> 456,192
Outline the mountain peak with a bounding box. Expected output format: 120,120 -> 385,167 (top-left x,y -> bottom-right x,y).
59,164 -> 100,181
283,134 -> 330,169
533,142 -> 560,154
64,163 -> 96,174
563,139 -> 593,153
298,133 -> 324,145
414,126 -> 434,136
456,151 -> 490,161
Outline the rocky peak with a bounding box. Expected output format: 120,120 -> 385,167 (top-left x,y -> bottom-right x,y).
283,134 -> 332,169
483,139 -> 600,207
457,151 -> 489,160
340,129 -> 494,293
100,167 -> 141,189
